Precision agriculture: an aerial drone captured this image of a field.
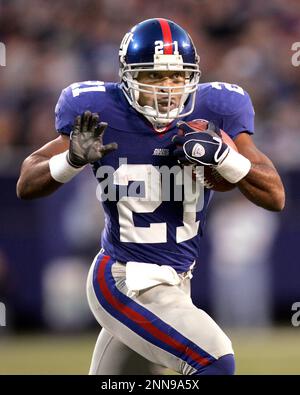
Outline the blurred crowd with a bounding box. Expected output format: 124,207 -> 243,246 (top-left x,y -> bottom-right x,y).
0,0 -> 300,170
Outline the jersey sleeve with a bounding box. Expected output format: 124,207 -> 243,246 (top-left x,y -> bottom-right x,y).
197,82 -> 256,141
55,85 -> 78,136
221,90 -> 255,140
54,81 -> 108,136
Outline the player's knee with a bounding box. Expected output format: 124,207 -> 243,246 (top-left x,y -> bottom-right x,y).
192,333 -> 235,375
212,335 -> 235,375
216,330 -> 233,351
211,330 -> 234,361
194,353 -> 235,375
215,353 -> 235,375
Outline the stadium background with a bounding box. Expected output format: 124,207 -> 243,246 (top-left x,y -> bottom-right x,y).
0,0 -> 299,374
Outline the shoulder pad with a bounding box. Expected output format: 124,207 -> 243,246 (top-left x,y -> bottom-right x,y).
198,82 -> 252,116
55,81 -> 114,134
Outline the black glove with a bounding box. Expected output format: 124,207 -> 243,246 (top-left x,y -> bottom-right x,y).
172,121 -> 229,166
67,111 -> 118,167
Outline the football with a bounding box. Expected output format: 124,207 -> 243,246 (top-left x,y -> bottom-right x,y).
179,119 -> 238,192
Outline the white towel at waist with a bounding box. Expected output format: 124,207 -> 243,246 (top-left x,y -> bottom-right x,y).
125,261 -> 194,296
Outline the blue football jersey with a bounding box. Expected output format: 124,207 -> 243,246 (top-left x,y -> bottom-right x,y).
55,80 -> 255,272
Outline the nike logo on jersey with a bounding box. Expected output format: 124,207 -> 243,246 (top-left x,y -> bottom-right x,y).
152,148 -> 169,156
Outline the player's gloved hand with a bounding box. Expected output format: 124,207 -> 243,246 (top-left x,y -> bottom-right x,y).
172,120 -> 252,184
67,111 -> 118,168
172,121 -> 229,167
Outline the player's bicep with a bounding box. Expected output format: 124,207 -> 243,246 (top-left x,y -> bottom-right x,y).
234,133 -> 275,169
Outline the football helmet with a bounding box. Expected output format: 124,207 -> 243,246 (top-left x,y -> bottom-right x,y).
119,18 -> 201,128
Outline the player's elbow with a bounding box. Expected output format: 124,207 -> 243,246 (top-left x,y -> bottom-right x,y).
16,177 -> 31,200
268,187 -> 285,212
16,172 -> 36,200
16,157 -> 42,200
16,158 -> 31,199
273,191 -> 285,211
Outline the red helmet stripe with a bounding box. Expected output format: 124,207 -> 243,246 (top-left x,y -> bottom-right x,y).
158,18 -> 173,54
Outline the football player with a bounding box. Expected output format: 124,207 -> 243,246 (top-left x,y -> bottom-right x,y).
17,18 -> 285,375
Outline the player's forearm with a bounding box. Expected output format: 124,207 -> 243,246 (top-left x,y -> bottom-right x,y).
237,162 -> 285,211
16,154 -> 63,199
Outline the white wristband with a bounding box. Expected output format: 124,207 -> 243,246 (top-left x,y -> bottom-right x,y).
217,147 -> 251,184
49,151 -> 85,183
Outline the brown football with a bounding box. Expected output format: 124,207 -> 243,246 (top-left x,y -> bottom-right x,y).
179,119 -> 237,192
